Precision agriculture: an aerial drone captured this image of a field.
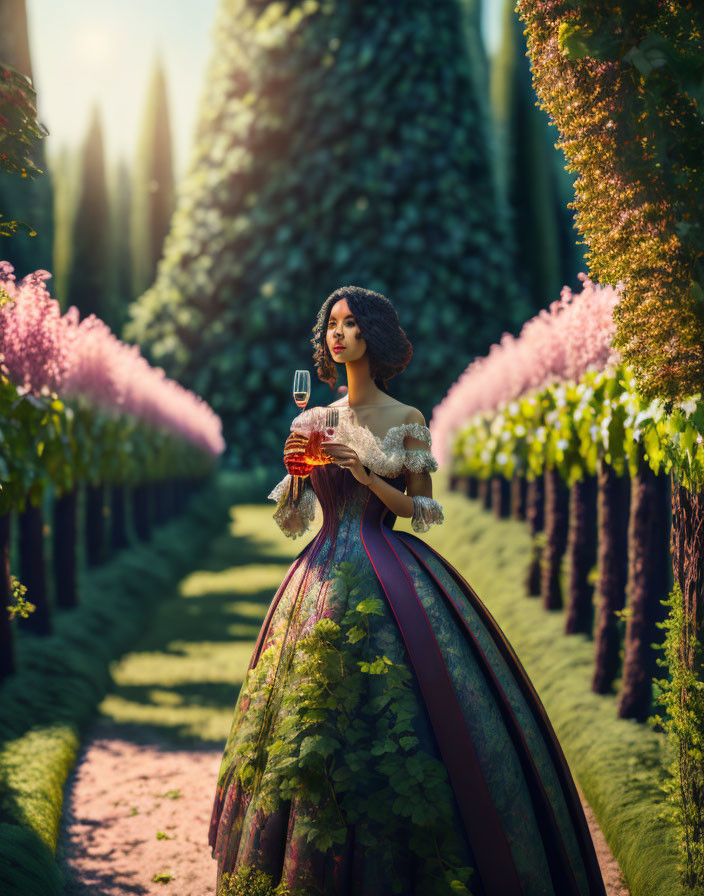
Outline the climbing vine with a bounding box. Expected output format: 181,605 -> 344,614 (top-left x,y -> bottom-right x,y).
230,560 -> 476,896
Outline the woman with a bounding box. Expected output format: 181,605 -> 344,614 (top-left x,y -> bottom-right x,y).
209,286 -> 607,896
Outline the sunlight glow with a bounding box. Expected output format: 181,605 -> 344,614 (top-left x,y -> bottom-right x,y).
73,21 -> 116,68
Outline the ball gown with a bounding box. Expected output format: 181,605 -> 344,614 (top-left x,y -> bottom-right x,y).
208,406 -> 607,896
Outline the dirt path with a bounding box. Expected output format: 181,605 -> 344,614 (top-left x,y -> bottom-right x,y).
56,715 -> 630,896
56,716 -> 221,896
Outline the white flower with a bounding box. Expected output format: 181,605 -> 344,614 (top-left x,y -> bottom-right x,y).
679,397 -> 699,417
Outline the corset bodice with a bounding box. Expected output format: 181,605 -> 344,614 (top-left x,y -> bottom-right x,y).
309,463 -> 406,533
268,405 -> 445,540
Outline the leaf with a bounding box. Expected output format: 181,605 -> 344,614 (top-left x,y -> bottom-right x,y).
623,45 -> 655,78
558,21 -> 593,60
355,597 -> 384,616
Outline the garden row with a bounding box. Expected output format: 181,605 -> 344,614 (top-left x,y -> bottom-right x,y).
0,262 -> 225,682
432,274 -> 704,888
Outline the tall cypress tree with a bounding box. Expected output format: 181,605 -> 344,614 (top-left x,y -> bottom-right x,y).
489,0 -> 565,308
126,0 -> 521,465
112,158 -> 133,335
130,56 -> 175,302
66,105 -> 111,321
49,143 -> 80,312
0,0 -> 53,276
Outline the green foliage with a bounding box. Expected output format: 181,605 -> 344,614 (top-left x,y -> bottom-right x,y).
0,61 -> 48,239
220,864 -> 292,896
516,0 -> 704,403
0,371 -> 218,514
126,0 -> 520,467
450,361 -> 704,491
651,582 -> 704,892
0,822 -> 63,896
6,575 -> 33,621
231,559 -> 475,895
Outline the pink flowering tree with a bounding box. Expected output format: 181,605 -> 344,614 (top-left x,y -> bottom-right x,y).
429,273 -> 622,468
0,261 -> 225,672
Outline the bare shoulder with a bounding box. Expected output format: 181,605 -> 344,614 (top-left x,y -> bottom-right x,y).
403,406 -> 427,427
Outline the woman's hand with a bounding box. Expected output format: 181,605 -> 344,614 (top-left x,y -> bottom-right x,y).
283,431 -> 310,476
323,440 -> 372,485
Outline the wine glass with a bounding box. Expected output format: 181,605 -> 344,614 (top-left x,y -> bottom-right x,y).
325,407 -> 339,437
289,370 -> 312,501
293,370 -> 311,409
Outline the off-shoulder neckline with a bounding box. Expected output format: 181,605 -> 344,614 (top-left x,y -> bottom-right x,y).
359,420 -> 431,447
326,406 -> 429,446
294,405 -> 431,448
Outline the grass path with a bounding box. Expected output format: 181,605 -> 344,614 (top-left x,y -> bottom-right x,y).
56,474 -> 640,895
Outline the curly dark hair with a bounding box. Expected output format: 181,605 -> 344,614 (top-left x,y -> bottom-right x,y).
311,285 -> 413,393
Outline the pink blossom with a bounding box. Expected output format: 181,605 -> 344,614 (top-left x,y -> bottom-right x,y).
0,262 -> 225,457
429,274 -> 622,466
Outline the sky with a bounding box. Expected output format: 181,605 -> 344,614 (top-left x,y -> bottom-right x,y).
27,0 -> 504,182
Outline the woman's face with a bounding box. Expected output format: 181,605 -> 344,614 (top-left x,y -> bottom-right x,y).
326,297 -> 367,364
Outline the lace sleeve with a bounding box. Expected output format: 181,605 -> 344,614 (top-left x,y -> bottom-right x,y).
402,425 -> 439,474
268,473 -> 318,539
410,495 -> 445,532
403,447 -> 439,474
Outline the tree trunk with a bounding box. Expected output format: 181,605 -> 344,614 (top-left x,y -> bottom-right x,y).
53,488 -> 78,610
491,475 -> 511,518
565,474 -> 598,636
618,449 -> 671,721
17,502 -> 51,635
85,483 -> 106,566
477,477 -> 490,508
466,476 -> 478,499
449,473 -> 460,492
592,461 -> 630,693
541,467 -> 569,611
525,473 -> 545,596
155,481 -> 168,524
511,473 -> 527,521
527,473 -> 545,534
133,483 -> 152,541
165,478 -> 177,520
110,484 -> 129,550
0,513 -> 15,680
